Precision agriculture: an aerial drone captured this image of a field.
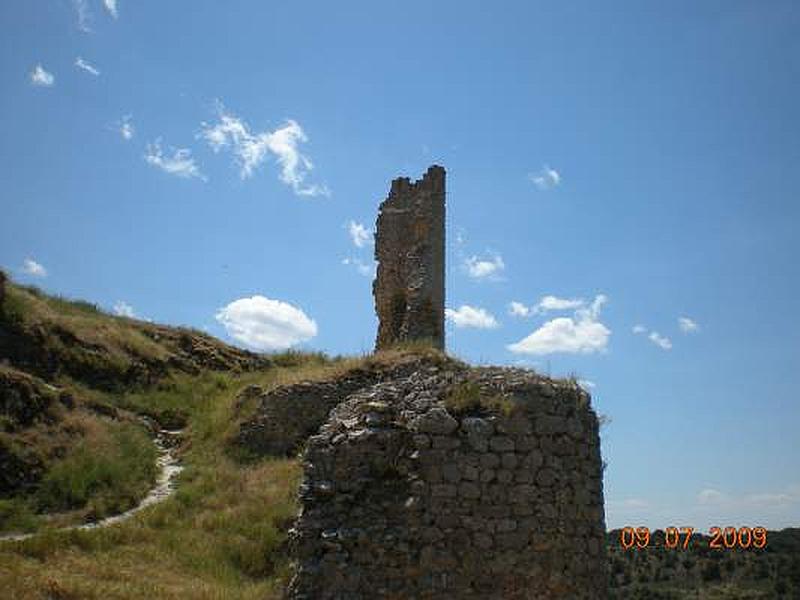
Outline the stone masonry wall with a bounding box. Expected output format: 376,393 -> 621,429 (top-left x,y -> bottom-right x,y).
288,362 -> 608,599
233,355 -> 454,458
373,166 -> 446,351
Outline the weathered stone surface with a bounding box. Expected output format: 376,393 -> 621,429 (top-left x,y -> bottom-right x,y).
234,356 -> 435,457
411,407 -> 458,435
288,364 -> 608,599
373,166 -> 446,351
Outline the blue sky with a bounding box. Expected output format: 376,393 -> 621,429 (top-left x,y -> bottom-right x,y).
2,1 -> 799,531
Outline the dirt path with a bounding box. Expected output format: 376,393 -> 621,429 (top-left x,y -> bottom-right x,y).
0,427 -> 184,543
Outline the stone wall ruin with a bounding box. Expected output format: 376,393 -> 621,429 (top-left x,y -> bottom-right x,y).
373,166 -> 446,351
285,166 -> 608,598
288,363 -> 608,599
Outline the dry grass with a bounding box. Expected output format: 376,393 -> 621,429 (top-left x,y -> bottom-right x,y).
0,278 -> 474,597
0,368 -> 306,598
3,284 -> 171,367
444,380 -> 516,417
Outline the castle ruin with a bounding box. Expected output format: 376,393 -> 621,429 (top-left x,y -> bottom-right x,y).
285,166 -> 609,599
373,165 -> 446,351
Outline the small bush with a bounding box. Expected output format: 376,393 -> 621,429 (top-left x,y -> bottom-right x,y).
0,498 -> 39,533
444,381 -> 515,416
36,422 -> 157,516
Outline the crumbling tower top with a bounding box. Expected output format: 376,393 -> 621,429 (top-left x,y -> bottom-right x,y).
373,165 -> 446,351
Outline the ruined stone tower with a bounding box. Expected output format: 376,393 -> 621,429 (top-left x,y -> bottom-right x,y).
373,165 -> 445,351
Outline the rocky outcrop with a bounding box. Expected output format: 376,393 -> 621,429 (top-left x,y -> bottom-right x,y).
373,166 -> 446,351
0,365 -> 72,430
288,362 -> 608,599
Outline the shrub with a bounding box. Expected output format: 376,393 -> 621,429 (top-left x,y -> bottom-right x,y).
0,498 -> 39,532
444,381 -> 515,416
36,422 -> 157,516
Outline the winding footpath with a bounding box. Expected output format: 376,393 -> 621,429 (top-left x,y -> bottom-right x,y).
0,427 -> 184,543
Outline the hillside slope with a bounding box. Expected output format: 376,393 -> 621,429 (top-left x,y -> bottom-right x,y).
0,271 -> 271,528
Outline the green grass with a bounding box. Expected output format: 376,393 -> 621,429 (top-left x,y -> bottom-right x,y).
0,499 -> 39,533
0,358 -> 333,598
444,380 -> 516,416
35,421 -> 158,517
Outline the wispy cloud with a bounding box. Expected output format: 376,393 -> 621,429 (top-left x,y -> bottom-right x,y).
74,57 -> 100,76
145,140 -> 205,180
648,331 -> 672,350
341,257 -> 374,277
216,295 -> 318,351
113,300 -> 136,318
536,295 -> 584,313
119,115 -> 134,140
632,324 -> 647,334
510,296 -> 588,318
696,485 -> 800,510
21,258 -> 47,278
507,294 -> 610,355
73,0 -> 92,32
528,165 -> 561,190
445,305 -> 499,329
464,254 -> 505,280
30,65 -> 54,87
347,221 -> 371,248
678,316 -> 699,333
200,106 -> 329,197
103,0 -> 119,19
696,488 -> 725,506
577,379 -> 596,391
509,301 -> 531,317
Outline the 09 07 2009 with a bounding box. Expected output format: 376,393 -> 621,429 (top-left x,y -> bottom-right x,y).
618,526 -> 767,550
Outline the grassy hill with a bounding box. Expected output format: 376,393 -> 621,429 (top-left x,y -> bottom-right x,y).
1,272 -> 797,599
0,272 -> 452,598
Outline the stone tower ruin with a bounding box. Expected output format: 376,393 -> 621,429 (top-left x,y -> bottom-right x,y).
286,166 -> 609,599
373,165 -> 445,351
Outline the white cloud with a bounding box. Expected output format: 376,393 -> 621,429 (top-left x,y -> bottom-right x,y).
113,301 -> 136,318
507,294 -> 610,355
535,295 -> 585,314
103,0 -> 119,19
696,488 -> 726,506
445,305 -> 499,329
577,379 -> 596,391
73,0 -> 92,32
119,115 -> 134,140
216,295 -> 318,351
200,107 -> 329,197
75,57 -> 100,76
577,294 -> 607,320
678,316 -> 699,333
509,301 -> 531,318
648,331 -> 672,350
529,165 -> 561,190
21,258 -> 47,278
30,65 -> 54,87
632,324 -> 647,334
341,257 -> 374,277
696,484 -> 800,510
464,254 -> 505,280
509,295 -> 585,317
347,221 -> 371,248
145,140 -> 205,180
